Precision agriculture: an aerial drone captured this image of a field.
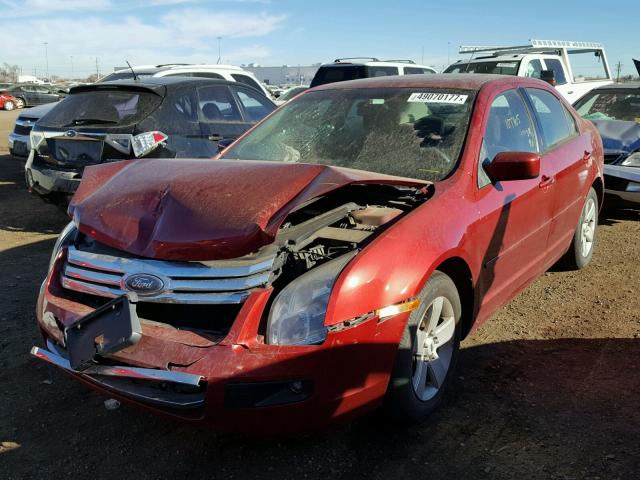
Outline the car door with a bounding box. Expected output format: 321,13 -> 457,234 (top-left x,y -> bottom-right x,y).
473,88 -> 555,316
197,84 -> 250,148
38,86 -> 59,104
21,86 -> 37,105
523,87 -> 591,257
231,85 -> 276,125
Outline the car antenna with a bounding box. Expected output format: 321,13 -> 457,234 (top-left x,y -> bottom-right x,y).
464,49 -> 476,73
126,60 -> 138,81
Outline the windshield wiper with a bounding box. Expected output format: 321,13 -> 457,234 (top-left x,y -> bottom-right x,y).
65,118 -> 119,126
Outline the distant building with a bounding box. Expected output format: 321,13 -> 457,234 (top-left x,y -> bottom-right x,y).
243,65 -> 320,86
18,75 -> 45,84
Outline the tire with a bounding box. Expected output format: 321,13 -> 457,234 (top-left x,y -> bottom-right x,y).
385,270 -> 462,422
4,100 -> 15,111
15,97 -> 25,108
561,187 -> 598,270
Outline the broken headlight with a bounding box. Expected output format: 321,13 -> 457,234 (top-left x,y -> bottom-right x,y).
621,152 -> 640,167
48,222 -> 77,269
266,252 -> 356,345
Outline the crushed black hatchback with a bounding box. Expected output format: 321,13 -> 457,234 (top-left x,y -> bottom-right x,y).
25,77 -> 276,204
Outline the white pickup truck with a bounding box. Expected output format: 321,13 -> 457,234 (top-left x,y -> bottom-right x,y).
444,40 -> 613,104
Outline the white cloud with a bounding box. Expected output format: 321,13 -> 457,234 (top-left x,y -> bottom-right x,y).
1,0 -> 111,17
0,9 -> 285,77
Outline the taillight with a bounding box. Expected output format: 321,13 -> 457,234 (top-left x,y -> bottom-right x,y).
131,131 -> 168,158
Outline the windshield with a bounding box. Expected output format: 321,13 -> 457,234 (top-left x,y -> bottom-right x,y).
38,89 -> 162,128
221,87 -> 476,182
444,60 -> 520,75
574,90 -> 640,122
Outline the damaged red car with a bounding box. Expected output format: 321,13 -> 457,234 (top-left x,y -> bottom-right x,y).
32,75 -> 604,432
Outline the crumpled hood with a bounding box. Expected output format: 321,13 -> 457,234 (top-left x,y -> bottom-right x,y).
591,119 -> 640,155
68,158 -> 426,260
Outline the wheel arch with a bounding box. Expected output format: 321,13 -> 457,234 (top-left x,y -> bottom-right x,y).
434,256 -> 474,339
591,175 -> 604,209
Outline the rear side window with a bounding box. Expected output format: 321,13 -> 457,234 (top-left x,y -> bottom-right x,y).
366,66 -> 399,77
198,85 -> 242,122
525,59 -> 543,79
310,65 -> 367,87
38,89 -> 162,127
404,67 -> 435,75
235,88 -> 275,122
231,74 -> 262,92
525,88 -> 575,149
543,59 -> 567,85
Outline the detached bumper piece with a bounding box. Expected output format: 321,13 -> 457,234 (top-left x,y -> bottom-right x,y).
31,340 -> 205,410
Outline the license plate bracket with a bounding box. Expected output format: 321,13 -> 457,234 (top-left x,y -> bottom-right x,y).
64,295 -> 141,370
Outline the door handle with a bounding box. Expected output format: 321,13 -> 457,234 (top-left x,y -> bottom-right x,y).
208,134 -> 222,142
538,175 -> 555,188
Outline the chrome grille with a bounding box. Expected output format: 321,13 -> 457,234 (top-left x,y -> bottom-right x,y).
61,245 -> 277,304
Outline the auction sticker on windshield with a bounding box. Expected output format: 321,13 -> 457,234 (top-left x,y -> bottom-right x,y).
408,92 -> 468,104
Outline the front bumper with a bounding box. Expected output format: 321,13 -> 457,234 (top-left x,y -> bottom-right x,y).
33,261 -> 409,433
604,164 -> 640,205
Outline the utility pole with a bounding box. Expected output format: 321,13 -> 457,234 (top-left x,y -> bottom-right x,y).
70,56 -> 74,80
43,42 -> 49,80
615,61 -> 622,83
217,37 -> 222,64
95,57 -> 100,80
421,46 -> 424,64
447,41 -> 451,66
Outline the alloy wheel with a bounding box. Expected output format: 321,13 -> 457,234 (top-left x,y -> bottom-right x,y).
581,197 -> 596,257
412,296 -> 456,401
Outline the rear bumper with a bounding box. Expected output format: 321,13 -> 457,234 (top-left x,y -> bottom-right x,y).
26,162 -> 81,197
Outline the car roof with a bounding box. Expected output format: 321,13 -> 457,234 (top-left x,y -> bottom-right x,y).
69,77 -> 238,95
312,73 -> 531,92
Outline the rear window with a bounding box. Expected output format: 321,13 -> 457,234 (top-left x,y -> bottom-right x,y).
310,65 -> 367,87
38,89 -> 162,128
231,74 -> 263,92
444,61 -> 520,75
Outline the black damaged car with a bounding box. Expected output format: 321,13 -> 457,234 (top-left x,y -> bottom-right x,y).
25,77 -> 276,204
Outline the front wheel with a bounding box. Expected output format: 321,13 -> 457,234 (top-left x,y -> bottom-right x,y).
15,97 -> 25,108
561,187 -> 598,270
385,270 -> 461,422
4,100 -> 15,111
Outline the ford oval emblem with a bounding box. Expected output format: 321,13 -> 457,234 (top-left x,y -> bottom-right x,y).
124,274 -> 165,295
65,130 -> 77,138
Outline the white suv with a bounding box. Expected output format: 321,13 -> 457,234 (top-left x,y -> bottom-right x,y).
310,58 -> 437,88
103,64 -> 272,98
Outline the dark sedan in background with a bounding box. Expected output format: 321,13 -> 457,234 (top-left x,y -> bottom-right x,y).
25,77 -> 276,204
6,84 -> 63,108
574,83 -> 640,204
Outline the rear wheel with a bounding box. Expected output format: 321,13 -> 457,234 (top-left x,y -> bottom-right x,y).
4,100 -> 15,111
562,187 -> 598,270
385,271 -> 461,422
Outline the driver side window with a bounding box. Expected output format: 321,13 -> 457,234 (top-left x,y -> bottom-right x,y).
478,89 -> 538,188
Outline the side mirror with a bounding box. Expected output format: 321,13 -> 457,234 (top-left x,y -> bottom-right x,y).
485,152 -> 540,182
217,138 -> 234,152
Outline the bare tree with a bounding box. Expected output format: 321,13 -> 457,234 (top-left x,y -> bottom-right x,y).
0,63 -> 20,82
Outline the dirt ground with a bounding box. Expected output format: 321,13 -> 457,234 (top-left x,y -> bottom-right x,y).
0,109 -> 639,480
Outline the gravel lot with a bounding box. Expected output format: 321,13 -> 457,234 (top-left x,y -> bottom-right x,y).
0,108 -> 639,480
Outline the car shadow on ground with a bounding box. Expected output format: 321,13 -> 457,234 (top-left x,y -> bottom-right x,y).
599,203 -> 639,226
0,154 -> 68,235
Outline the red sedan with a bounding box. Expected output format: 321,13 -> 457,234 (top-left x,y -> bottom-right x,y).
0,91 -> 18,110
32,74 -> 603,432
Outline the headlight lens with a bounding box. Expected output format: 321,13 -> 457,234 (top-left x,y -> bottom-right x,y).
48,222 -> 77,269
621,152 -> 640,167
266,252 -> 356,345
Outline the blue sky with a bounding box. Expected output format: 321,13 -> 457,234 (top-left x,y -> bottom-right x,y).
1,0 -> 637,79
